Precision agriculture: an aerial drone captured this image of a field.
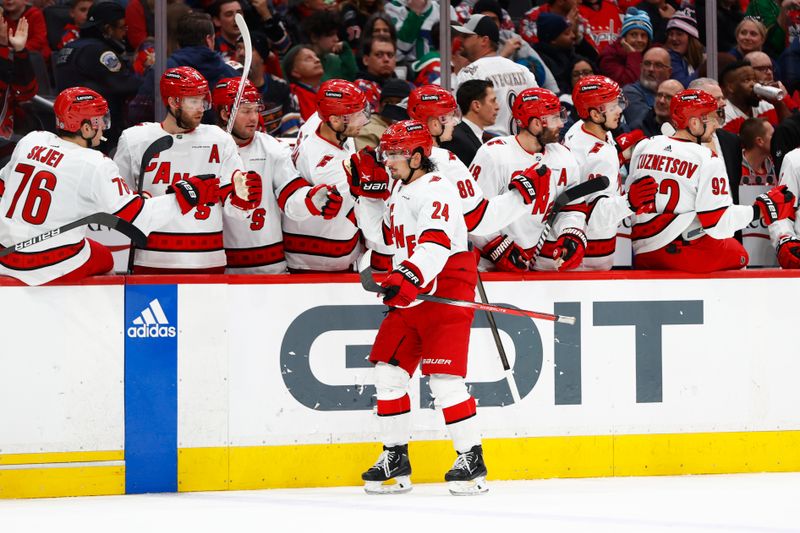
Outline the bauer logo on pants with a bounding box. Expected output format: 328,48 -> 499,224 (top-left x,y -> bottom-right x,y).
127,298 -> 177,338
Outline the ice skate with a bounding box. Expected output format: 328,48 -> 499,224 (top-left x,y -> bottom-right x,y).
445,444 -> 488,495
361,444 -> 412,494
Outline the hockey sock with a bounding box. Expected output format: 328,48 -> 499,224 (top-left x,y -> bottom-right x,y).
442,397 -> 481,453
374,363 -> 412,447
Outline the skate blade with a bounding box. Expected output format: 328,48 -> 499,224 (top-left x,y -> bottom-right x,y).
448,476 -> 488,496
364,476 -> 412,495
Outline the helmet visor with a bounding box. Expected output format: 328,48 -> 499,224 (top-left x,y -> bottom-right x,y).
88,112 -> 111,130
376,148 -> 411,163
541,108 -> 568,128
438,110 -> 461,127
180,94 -> 212,112
344,108 -> 371,128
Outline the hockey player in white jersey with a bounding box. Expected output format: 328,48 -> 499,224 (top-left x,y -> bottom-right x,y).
452,14 -> 538,136
767,146 -> 800,269
356,120 -> 488,496
470,87 -> 588,271
564,75 -> 658,270
114,67 -> 259,274
401,84 -> 546,272
0,88 -> 220,285
287,79 -> 376,272
628,89 -> 794,272
212,78 -> 344,274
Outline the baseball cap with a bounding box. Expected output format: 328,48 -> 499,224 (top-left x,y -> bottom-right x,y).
81,1 -> 126,29
452,14 -> 500,44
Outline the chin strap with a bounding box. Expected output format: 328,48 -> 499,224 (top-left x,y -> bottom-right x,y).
325,120 -> 348,145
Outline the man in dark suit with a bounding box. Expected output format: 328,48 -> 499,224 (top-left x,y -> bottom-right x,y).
440,79 -> 499,166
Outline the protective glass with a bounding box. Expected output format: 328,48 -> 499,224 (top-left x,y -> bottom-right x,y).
89,112 -> 111,130
438,110 -> 461,127
344,107 -> 371,128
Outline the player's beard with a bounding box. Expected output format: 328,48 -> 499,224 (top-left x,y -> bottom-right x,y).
175,107 -> 203,131
539,127 -> 560,145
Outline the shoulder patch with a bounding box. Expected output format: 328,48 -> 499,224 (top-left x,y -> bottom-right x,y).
589,142 -> 604,154
99,50 -> 121,72
317,154 -> 335,168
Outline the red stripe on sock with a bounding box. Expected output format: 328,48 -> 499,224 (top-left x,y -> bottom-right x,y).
377,394 -> 411,417
442,397 -> 476,425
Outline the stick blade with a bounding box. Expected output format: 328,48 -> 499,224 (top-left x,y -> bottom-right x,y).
141,135 -> 173,167
91,213 -> 148,248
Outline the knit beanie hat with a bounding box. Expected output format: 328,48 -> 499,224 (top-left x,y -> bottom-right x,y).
620,8 -> 653,41
666,7 -> 699,40
537,12 -> 570,44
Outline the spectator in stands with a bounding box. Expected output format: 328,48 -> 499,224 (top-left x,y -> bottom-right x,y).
282,44 -> 323,120
578,0 -> 622,52
284,0 -> 338,46
745,0 -> 793,57
354,78 -> 409,150
384,0 -> 442,62
715,0 -> 745,52
0,16 -> 36,140
778,37 -> 800,97
211,0 -> 243,63
518,0 -> 599,63
303,10 -> 358,81
55,1 -> 138,149
772,110 -> 800,174
721,60 -> 792,134
730,17 -> 768,60
58,0 -> 92,50
689,77 -> 744,205
599,8 -> 652,87
745,50 -> 796,108
634,0 -> 678,44
622,46 -> 671,132
363,12 -> 397,44
472,0 -> 559,93
741,117 -> 777,187
665,7 -> 702,88
560,55 -> 596,130
340,0 -> 384,51
2,0 -> 50,62
247,0 -> 292,58
638,78 -> 682,137
440,79 -> 498,165
356,35 -> 399,88
244,30 -> 297,136
125,0 -> 151,51
533,13 -> 582,94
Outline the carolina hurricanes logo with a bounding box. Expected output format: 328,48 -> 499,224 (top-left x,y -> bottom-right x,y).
317,154 -> 335,168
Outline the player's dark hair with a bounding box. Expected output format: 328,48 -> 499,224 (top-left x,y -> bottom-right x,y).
740,117 -> 769,150
456,79 -> 494,116
176,12 -> 215,48
417,152 -> 437,173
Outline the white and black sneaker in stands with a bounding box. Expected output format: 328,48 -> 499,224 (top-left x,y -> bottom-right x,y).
361,444 -> 412,494
444,444 -> 488,495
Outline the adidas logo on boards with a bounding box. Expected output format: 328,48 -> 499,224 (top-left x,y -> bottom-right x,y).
127,299 -> 177,338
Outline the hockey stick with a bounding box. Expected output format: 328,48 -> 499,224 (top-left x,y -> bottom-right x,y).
0,213 -> 147,258
359,264 -> 576,324
532,175 -> 611,263
226,13 -> 252,135
475,273 -> 522,403
127,134 -> 174,274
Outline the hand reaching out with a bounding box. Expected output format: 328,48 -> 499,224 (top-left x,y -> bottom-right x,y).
8,17 -> 28,52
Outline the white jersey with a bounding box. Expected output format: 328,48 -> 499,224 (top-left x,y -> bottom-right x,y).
287,126 -> 363,271
454,56 -> 538,137
627,136 -> 754,254
563,121 -> 632,270
429,146 -> 528,236
0,131 -> 182,285
224,132 -> 314,274
769,147 -> 800,248
356,170 -> 472,305
470,136 -> 584,271
114,123 -> 244,270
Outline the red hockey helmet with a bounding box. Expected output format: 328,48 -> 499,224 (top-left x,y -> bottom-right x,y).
512,87 -> 562,129
670,89 -> 718,130
212,77 -> 264,112
317,79 -> 367,120
160,66 -> 211,109
379,120 -> 434,160
408,84 -> 457,123
54,87 -> 110,132
572,75 -> 624,119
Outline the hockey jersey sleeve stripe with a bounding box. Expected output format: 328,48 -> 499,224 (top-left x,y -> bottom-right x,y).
0,240 -> 85,270
585,237 -> 616,258
277,177 -> 310,211
146,231 -> 224,252
382,221 -> 393,246
418,229 -> 451,249
113,196 -> 145,223
0,178 -> 4,198
561,201 -> 591,216
631,213 -> 678,241
442,396 -> 477,425
697,206 -> 727,229
376,394 -> 411,416
463,198 -> 489,232
283,232 -> 361,258
225,242 -> 285,269
370,250 -> 393,272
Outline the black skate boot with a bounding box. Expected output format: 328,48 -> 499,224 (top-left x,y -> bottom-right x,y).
361,444 -> 412,494
444,444 -> 488,495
